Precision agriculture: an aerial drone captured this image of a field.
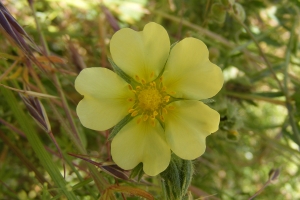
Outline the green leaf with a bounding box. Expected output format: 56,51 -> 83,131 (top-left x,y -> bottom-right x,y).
100,185 -> 154,200
1,86 -> 78,199
221,0 -> 235,6
252,92 -> 284,98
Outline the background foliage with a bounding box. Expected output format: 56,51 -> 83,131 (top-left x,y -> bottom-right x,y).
0,0 -> 300,199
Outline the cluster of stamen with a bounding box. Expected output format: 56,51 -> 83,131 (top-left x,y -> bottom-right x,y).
127,75 -> 174,126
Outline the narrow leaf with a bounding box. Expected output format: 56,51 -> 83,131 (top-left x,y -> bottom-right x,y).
100,185 -> 154,200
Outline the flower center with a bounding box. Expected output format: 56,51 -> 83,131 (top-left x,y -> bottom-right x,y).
127,76 -> 173,126
138,88 -> 162,111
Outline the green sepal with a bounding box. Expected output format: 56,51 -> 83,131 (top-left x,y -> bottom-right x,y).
181,159 -> 193,196
173,154 -> 193,197
161,158 -> 181,199
170,41 -> 178,50
161,154 -> 194,200
108,57 -> 133,84
201,98 -> 215,104
226,130 -> 239,141
211,3 -> 227,24
108,114 -> 132,140
233,2 -> 246,22
221,0 -> 235,6
130,163 -> 144,181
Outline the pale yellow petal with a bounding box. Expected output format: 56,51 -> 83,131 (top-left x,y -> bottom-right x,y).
75,67 -> 134,131
163,38 -> 223,100
111,118 -> 171,176
164,100 -> 220,160
110,22 -> 170,83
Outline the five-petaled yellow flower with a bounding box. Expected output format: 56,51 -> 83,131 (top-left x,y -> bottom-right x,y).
75,22 -> 223,176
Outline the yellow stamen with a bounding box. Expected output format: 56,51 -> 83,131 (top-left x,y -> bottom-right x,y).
163,108 -> 168,114
135,75 -> 140,81
131,111 -> 139,116
168,106 -> 175,110
127,79 -> 171,125
143,114 -> 149,121
163,96 -> 170,102
128,108 -> 135,113
150,71 -> 154,78
137,117 -> 142,124
150,119 -> 155,127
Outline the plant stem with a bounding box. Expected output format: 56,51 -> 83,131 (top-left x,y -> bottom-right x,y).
231,10 -> 300,147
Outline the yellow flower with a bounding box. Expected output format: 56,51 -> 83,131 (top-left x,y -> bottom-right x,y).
75,22 -> 223,176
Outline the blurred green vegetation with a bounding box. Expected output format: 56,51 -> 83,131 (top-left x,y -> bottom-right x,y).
0,0 -> 300,199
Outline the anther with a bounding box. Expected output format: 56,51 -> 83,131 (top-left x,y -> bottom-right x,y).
137,117 -> 142,124
168,106 -> 175,110
131,111 -> 139,116
150,72 -> 154,78
163,96 -> 170,102
150,119 -> 155,127
143,114 -> 149,121
163,108 -> 168,114
128,108 -> 135,113
128,78 -> 170,125
135,75 -> 140,81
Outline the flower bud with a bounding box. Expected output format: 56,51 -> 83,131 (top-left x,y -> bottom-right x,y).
233,3 -> 246,22
211,3 -> 227,24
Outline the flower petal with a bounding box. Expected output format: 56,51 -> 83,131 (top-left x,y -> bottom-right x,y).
75,67 -> 134,131
110,22 -> 170,83
164,100 -> 220,160
111,118 -> 170,176
163,38 -> 223,100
